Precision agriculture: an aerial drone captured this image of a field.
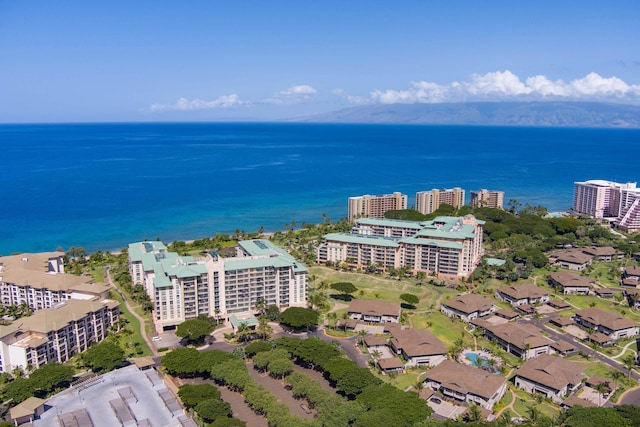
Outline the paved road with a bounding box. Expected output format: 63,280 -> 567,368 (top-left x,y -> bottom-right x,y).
521,315 -> 640,382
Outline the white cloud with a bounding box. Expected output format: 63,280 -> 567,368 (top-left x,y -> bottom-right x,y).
264,84 -> 318,105
149,94 -> 247,112
338,71 -> 640,105
279,85 -> 316,96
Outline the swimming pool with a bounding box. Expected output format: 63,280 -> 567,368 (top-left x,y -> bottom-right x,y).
465,352 -> 489,367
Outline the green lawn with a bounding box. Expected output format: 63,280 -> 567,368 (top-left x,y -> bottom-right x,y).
109,291 -> 152,357
512,390 -> 559,420
410,312 -> 468,347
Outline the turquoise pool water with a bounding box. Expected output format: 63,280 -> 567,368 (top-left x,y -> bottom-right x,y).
465,352 -> 489,367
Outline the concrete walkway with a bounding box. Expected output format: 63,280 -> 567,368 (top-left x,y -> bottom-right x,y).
611,340 -> 638,360
106,267 -> 157,356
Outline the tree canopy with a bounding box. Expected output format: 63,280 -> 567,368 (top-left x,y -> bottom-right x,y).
399,293 -> 419,306
178,384 -> 221,409
176,318 -> 214,345
83,341 -> 125,373
331,282 -> 358,296
279,307 -> 319,330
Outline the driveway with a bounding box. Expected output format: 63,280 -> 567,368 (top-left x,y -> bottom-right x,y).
427,397 -> 466,420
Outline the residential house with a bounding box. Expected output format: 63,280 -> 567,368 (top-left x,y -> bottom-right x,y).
389,328 -> 447,367
364,335 -> 388,351
581,246 -> 624,262
548,250 -> 593,271
548,271 -> 594,295
347,299 -> 401,324
515,354 -> 586,402
587,332 -> 615,347
496,283 -> 549,307
574,308 -> 639,340
472,320 -> 553,360
440,294 -> 496,323
424,360 -> 507,410
378,357 -> 405,374
594,288 -> 614,298
550,340 -> 578,356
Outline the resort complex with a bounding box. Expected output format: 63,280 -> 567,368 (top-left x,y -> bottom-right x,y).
347,192 -> 408,222
0,252 -> 119,373
470,189 -> 505,209
317,215 -> 485,278
573,179 -> 640,232
416,188 -> 465,215
128,239 -> 308,332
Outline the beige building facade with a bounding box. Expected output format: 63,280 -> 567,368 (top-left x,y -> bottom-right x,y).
416,187 -> 465,214
347,192 -> 407,222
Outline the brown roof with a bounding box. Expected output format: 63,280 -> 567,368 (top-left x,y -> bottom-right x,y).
588,332 -> 614,344
562,394 -> 596,408
553,250 -> 593,265
517,304 -> 535,314
9,396 -> 46,420
348,299 -> 401,317
549,317 -> 574,327
336,318 -> 358,329
425,360 -> 506,400
582,246 -> 618,257
482,322 -> 552,350
0,252 -> 107,292
390,328 -> 446,357
575,307 -> 637,331
625,266 -> 640,278
586,376 -> 611,388
549,271 -> 594,288
495,308 -> 519,319
0,299 -> 119,339
516,354 -> 585,392
364,335 -> 388,347
441,293 -> 495,315
497,283 -> 548,300
594,287 -> 614,296
378,357 -> 405,370
548,299 -> 571,309
622,278 -> 639,287
551,340 -> 576,352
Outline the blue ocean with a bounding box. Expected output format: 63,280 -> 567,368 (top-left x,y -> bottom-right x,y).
1,123 -> 639,255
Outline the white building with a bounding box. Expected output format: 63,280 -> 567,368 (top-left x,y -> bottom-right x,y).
0,299 -> 119,373
129,240 -> 307,332
318,215 -> 485,278
573,180 -> 636,219
0,252 -> 111,310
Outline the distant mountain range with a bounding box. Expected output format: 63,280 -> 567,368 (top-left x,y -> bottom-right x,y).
292,102 -> 640,128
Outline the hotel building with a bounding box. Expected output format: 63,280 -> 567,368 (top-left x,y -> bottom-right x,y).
129,239 -> 308,332
573,180 -> 637,219
0,252 -> 112,311
470,189 -> 504,209
0,299 -> 119,373
317,215 -> 484,278
416,188 -> 465,215
347,192 -> 408,222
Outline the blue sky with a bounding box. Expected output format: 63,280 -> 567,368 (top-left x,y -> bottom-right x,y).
1,1 -> 639,122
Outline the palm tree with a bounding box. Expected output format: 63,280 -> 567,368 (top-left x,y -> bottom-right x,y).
236,322 -> 254,342
609,369 -> 625,390
371,349 -> 382,360
327,312 -> 337,329
623,354 -> 636,380
257,316 -> 273,341
357,329 -> 367,346
594,382 -> 608,406
254,298 -> 266,315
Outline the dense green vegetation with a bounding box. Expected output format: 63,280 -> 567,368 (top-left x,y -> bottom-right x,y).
82,341 -> 125,373
3,363 -> 74,404
176,317 -> 216,345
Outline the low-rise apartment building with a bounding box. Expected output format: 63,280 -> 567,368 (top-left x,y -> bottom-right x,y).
347,300 -> 401,324
317,215 -> 485,278
347,192 -> 407,222
129,240 -> 308,332
548,271 -> 594,295
389,328 -> 447,367
0,252 -> 111,311
440,294 -> 496,323
515,354 -> 585,403
473,320 -> 553,360
0,299 -> 119,373
496,283 -> 549,307
574,308 -> 639,340
424,360 -> 507,410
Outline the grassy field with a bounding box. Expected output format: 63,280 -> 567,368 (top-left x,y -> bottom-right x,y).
109,290 -> 152,357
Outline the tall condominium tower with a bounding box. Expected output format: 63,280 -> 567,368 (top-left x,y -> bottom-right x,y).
416,188 -> 465,214
348,192 -> 408,222
470,189 -> 504,209
573,180 -> 636,219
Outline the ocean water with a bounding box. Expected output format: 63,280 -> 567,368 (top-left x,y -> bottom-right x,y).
1,123 -> 639,254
